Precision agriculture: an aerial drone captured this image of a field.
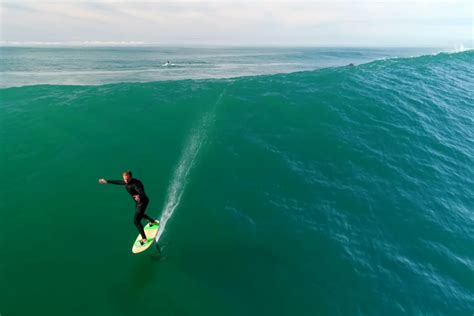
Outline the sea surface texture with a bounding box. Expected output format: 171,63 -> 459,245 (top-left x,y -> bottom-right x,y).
0,47 -> 473,315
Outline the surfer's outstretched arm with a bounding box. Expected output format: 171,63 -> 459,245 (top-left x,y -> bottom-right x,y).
98,178 -> 125,185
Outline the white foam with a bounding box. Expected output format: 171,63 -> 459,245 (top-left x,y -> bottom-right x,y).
451,43 -> 470,53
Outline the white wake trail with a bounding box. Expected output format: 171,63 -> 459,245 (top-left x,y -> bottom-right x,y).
155,85 -> 230,243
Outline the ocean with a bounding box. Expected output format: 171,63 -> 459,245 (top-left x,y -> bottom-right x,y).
0,46 -> 473,315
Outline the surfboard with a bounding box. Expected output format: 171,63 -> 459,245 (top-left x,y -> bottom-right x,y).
132,221 -> 160,254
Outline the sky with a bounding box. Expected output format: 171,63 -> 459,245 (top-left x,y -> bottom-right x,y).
0,0 -> 472,47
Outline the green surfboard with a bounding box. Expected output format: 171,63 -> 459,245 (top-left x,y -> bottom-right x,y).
132,221 -> 160,254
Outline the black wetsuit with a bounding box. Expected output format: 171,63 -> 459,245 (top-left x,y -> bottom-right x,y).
107,178 -> 155,239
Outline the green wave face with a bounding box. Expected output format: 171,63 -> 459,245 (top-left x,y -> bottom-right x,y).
0,50 -> 473,316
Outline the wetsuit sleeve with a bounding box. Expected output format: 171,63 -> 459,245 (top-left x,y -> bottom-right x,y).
106,180 -> 125,185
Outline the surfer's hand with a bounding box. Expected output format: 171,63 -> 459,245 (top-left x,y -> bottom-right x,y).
133,195 -> 141,202
99,178 -> 107,184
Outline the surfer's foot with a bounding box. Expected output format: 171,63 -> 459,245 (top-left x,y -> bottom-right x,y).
149,220 -> 159,226
140,238 -> 147,245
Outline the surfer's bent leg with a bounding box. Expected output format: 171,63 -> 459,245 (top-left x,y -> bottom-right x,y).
134,200 -> 149,240
138,198 -> 156,223
143,214 -> 155,223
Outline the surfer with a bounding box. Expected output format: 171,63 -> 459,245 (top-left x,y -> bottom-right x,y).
99,171 -> 158,245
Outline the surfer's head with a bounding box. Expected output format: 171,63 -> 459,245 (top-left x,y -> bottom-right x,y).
123,170 -> 132,183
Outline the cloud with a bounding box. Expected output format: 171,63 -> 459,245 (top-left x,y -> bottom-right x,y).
0,0 -> 472,46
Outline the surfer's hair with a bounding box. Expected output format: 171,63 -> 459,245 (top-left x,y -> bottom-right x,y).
123,170 -> 132,177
